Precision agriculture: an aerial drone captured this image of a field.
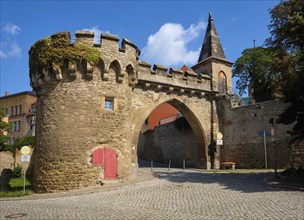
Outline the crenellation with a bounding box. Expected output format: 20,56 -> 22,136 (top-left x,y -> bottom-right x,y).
51,31 -> 71,44
75,30 -> 94,46
121,38 -> 140,58
153,64 -> 168,76
169,68 -> 183,80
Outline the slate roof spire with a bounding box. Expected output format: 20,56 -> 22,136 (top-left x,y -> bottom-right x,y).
198,12 -> 226,62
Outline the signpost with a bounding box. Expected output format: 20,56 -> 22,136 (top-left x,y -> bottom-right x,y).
257,131 -> 271,169
20,146 -> 31,194
217,132 -> 223,145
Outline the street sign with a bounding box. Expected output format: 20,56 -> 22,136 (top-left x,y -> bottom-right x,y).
217,140 -> 223,145
257,131 -> 271,135
21,155 -> 30,162
21,146 -> 31,155
217,132 -> 223,140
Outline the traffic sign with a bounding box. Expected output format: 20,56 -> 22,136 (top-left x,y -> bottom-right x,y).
217,132 -> 223,140
21,146 -> 31,155
217,140 -> 223,145
21,155 -> 30,162
257,131 -> 271,135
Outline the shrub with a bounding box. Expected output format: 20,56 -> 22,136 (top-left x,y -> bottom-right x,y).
12,164 -> 23,178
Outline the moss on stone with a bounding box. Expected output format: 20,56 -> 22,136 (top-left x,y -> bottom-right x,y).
29,32 -> 101,74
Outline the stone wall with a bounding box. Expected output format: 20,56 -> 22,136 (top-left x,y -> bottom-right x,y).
0,149 -> 33,174
217,99 -> 294,169
30,31 -> 217,193
138,117 -> 197,167
290,140 -> 304,168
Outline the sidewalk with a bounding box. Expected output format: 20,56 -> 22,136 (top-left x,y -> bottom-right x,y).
0,169 -> 156,201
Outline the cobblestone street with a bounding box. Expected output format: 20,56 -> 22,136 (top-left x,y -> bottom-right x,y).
1,168 -> 303,220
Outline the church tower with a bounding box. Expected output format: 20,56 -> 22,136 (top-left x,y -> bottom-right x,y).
192,12 -> 233,95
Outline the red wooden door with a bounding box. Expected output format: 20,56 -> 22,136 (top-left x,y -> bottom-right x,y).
92,148 -> 117,180
104,148 -> 117,179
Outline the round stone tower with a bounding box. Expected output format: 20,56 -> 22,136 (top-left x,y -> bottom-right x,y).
29,31 -> 140,193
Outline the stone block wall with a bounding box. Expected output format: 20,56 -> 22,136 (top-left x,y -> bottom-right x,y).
29,30 -> 216,193
138,117 -> 197,167
217,99 -> 294,169
290,140 -> 304,168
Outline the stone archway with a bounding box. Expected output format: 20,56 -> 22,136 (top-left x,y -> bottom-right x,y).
131,98 -> 208,169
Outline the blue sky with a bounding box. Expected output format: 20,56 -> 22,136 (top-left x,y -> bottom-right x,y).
0,0 -> 279,96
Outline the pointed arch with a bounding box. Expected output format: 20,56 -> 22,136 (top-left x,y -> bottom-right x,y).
126,64 -> 136,87
109,60 -> 122,83
218,71 -> 227,94
131,97 -> 208,168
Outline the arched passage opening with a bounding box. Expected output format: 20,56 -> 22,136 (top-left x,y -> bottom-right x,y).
132,98 -> 207,169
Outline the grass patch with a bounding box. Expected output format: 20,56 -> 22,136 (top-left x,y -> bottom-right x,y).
0,177 -> 33,197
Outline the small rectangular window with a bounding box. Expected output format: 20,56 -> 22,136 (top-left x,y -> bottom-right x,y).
15,106 -> 18,115
104,99 -> 113,110
19,105 -> 22,114
11,106 -> 14,116
5,107 -> 8,116
13,121 -> 17,132
18,121 -> 21,131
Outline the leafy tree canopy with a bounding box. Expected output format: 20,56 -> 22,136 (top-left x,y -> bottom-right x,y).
266,0 -> 304,138
232,47 -> 275,102
0,110 -> 9,149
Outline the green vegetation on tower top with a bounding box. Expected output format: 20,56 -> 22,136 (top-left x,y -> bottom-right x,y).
29,32 -> 101,74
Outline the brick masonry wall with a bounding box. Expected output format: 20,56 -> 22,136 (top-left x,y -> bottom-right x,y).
217,99 -> 294,169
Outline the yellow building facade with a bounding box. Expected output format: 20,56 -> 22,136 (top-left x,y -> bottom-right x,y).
0,91 -> 37,143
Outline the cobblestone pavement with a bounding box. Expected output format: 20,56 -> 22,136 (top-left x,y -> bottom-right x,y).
1,168 -> 303,220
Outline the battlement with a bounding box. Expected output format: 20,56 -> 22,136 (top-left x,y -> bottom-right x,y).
137,61 -> 212,96
29,30 -> 140,93
29,30 -> 216,97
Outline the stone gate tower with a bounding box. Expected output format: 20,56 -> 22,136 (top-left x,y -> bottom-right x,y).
29,14 -> 233,193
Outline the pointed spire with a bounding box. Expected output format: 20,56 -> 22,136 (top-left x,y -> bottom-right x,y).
198,12 -> 226,62
209,11 -> 213,21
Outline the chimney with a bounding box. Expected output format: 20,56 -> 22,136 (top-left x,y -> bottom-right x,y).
5,91 -> 9,96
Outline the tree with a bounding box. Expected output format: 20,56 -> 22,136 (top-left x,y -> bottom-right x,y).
232,47 -> 275,102
266,0 -> 304,138
0,110 -> 9,149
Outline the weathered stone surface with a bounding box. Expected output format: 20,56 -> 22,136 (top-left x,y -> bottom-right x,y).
290,140 -> 304,168
138,117 -> 197,167
30,31 -> 219,193
217,99 -> 294,168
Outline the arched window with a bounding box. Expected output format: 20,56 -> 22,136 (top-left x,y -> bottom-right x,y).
218,71 -> 227,95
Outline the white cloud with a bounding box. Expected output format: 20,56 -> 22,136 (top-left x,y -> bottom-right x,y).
83,26 -> 110,43
0,50 -> 7,58
1,23 -> 22,59
141,21 -> 206,67
2,23 -> 21,35
0,42 -> 21,58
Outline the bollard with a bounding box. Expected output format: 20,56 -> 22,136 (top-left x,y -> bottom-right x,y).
151,160 -> 153,172
183,160 -> 185,171
168,160 -> 171,171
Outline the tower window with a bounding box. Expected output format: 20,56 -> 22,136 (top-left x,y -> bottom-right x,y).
218,71 -> 227,95
104,98 -> 113,110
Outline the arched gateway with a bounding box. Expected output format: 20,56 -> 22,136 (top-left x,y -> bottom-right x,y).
29,14 -> 233,193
